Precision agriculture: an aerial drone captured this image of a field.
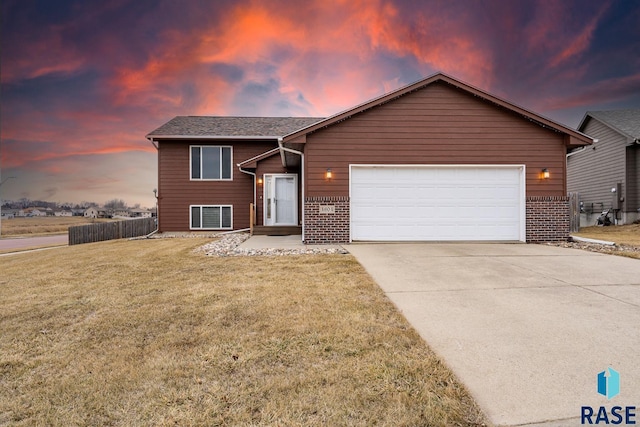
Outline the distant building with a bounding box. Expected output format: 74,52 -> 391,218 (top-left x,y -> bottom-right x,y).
130,208 -> 152,218
113,209 -> 131,218
83,207 -> 113,218
83,207 -> 99,218
24,207 -> 47,217
53,209 -> 73,217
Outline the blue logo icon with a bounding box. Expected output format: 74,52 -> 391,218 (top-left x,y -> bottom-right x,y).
597,367 -> 620,399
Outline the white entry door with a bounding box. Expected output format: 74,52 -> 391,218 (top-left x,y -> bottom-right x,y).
264,174 -> 298,226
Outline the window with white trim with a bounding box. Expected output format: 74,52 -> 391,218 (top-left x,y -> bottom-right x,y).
190,205 -> 232,230
190,146 -> 232,180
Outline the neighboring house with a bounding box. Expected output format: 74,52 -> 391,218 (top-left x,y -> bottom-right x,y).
84,207 -> 112,218
567,110 -> 640,226
1,209 -> 17,219
24,207 -> 47,217
130,208 -> 152,218
53,209 -> 73,217
113,208 -> 131,218
84,207 -> 99,218
147,73 -> 594,243
98,208 -> 113,218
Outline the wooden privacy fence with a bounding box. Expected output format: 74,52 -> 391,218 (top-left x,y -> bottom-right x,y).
69,217 -> 157,245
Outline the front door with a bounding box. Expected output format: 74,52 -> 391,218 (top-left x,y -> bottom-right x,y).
264,174 -> 298,226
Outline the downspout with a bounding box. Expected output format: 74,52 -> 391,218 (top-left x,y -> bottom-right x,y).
237,164 -> 257,229
278,137 -> 305,242
149,138 -> 160,236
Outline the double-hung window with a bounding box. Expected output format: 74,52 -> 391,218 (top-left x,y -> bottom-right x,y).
191,205 -> 232,230
191,146 -> 232,180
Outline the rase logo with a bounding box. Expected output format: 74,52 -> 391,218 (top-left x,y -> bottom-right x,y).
598,367 -> 621,400
581,367 -> 636,425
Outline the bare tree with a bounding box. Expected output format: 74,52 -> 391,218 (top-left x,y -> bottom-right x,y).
104,199 -> 127,209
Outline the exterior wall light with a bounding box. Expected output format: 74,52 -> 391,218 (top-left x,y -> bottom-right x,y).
542,168 -> 550,180
325,168 -> 333,180
257,177 -> 263,185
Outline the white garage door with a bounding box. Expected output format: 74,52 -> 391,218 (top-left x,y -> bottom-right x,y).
350,165 -> 525,241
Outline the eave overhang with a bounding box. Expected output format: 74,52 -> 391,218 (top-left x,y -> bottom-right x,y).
146,134 -> 281,141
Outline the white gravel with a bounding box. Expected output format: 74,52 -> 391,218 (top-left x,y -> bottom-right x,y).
195,233 -> 348,257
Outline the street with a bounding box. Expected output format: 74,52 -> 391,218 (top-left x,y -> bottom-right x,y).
0,235 -> 68,251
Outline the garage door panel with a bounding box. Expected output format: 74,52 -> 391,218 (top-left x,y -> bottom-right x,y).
350,166 -> 524,241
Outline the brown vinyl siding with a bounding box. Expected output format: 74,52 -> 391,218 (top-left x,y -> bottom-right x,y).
304,82 -> 567,197
158,140 -> 278,231
567,118 -> 627,213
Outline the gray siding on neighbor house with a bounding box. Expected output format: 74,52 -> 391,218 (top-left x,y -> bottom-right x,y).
567,118 -> 626,213
627,145 -> 640,211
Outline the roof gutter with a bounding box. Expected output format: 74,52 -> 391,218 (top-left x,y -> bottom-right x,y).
566,136 -> 598,159
566,146 -> 588,159
237,147 -> 281,167
146,135 -> 280,141
565,143 -> 594,187
278,138 -> 304,242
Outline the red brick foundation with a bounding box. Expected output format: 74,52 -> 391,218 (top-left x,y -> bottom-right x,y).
304,196 -> 350,244
526,196 -> 570,242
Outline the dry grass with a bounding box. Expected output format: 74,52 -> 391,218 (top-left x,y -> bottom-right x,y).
574,223 -> 640,246
573,224 -> 640,259
1,216 -> 115,237
0,238 -> 486,426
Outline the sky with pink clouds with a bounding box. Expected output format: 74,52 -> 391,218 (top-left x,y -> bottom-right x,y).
1,0 -> 639,208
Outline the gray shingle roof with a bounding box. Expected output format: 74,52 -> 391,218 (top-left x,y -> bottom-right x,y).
147,116 -> 325,138
585,109 -> 640,140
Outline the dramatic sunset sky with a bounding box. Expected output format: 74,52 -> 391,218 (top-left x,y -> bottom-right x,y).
1,0 -> 639,208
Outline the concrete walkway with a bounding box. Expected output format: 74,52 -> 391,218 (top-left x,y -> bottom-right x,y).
346,243 -> 640,427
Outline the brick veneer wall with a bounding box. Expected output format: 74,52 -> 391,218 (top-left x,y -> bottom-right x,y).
304,196 -> 350,244
526,196 -> 570,242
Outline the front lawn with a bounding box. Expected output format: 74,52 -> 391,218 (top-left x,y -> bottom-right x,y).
574,223 -> 640,246
0,238 -> 485,426
572,224 -> 640,259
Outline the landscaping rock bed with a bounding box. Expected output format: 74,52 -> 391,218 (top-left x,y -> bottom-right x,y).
544,240 -> 640,257
196,233 -> 349,257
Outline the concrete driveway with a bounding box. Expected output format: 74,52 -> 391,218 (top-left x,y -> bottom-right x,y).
346,243 -> 640,427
